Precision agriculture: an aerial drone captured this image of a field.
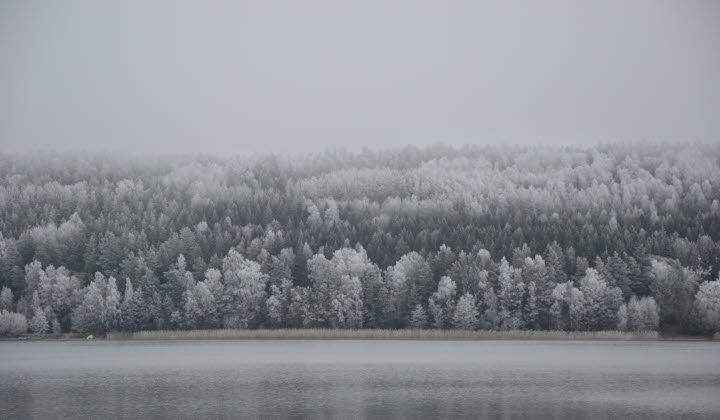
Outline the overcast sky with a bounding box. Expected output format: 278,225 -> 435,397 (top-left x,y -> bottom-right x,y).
1,0 -> 718,155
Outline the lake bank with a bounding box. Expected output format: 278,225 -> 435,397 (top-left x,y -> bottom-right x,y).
5,328 -> 717,342
110,328 -> 661,341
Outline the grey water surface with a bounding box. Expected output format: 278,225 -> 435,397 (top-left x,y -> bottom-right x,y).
1,340 -> 718,419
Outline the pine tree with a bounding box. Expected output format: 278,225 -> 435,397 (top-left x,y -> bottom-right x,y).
626,256 -> 648,297
481,288 -> 501,330
453,293 -> 479,330
105,277 -> 121,331
409,304 -> 428,329
29,291 -> 49,334
578,269 -> 623,331
649,259 -> 701,325
605,252 -> 631,299
428,276 -> 457,329
544,242 -> 567,285
71,282 -> 106,334
497,258 -> 525,330
120,279 -> 136,331
523,281 -> 539,330
164,254 -> 196,308
550,281 -> 585,331
266,284 -> 286,328
184,281 -> 216,329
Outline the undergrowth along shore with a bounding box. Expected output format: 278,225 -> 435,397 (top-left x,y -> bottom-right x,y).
105,329 -> 663,341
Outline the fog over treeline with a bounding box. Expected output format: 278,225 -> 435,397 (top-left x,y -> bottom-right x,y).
1,143 -> 719,336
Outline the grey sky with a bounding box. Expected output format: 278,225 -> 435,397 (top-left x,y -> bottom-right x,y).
1,0 -> 718,155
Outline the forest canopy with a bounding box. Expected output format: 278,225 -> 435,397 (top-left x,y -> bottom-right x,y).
1,143 -> 719,335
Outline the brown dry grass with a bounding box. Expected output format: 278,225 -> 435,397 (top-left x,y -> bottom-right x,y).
107,329 -> 659,341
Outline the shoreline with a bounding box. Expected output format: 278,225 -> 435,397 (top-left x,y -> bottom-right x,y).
3,329 -> 716,342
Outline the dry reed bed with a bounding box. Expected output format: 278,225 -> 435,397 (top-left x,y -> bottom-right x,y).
107,329 -> 659,341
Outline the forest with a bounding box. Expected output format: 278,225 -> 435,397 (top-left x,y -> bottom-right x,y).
1,143 -> 719,336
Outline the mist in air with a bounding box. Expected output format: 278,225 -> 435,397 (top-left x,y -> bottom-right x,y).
1,0 -> 719,155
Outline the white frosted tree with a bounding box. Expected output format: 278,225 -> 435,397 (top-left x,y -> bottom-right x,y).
409,304 -> 428,329
306,203 -> 323,231
266,285 -> 284,328
306,254 -> 341,327
184,281 -> 217,329
428,276 -> 456,329
105,277 -> 122,331
334,246 -> 382,328
29,291 -> 49,334
481,288 -> 501,330
578,268 -> 624,330
164,254 -> 196,308
23,260 -> 44,297
523,281 -> 539,330
287,286 -> 311,328
692,280 -> 720,332
0,310 -> 27,336
222,249 -> 268,328
649,259 -> 701,326
265,279 -> 294,328
120,278 -> 140,331
0,287 -> 13,312
50,314 -> 61,334
33,264 -> 82,332
71,281 -> 106,334
453,293 -> 479,330
522,255 -> 555,329
332,274 -> 363,329
305,248 -> 373,328
626,296 -> 660,332
497,258 -> 525,330
617,304 -> 628,331
550,281 -> 585,331
203,268 -> 225,303
384,252 -> 434,327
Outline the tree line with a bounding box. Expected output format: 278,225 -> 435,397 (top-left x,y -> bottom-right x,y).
1,143 -> 719,335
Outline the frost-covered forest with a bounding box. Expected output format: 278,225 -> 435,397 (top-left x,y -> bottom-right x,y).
1,144 -> 720,336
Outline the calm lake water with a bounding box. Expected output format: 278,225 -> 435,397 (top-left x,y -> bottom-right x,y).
1,339 -> 719,419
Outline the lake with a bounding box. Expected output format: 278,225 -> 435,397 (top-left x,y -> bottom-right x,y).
1,340 -> 718,419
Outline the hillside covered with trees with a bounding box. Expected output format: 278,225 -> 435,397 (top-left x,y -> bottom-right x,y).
1,143 -> 719,336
